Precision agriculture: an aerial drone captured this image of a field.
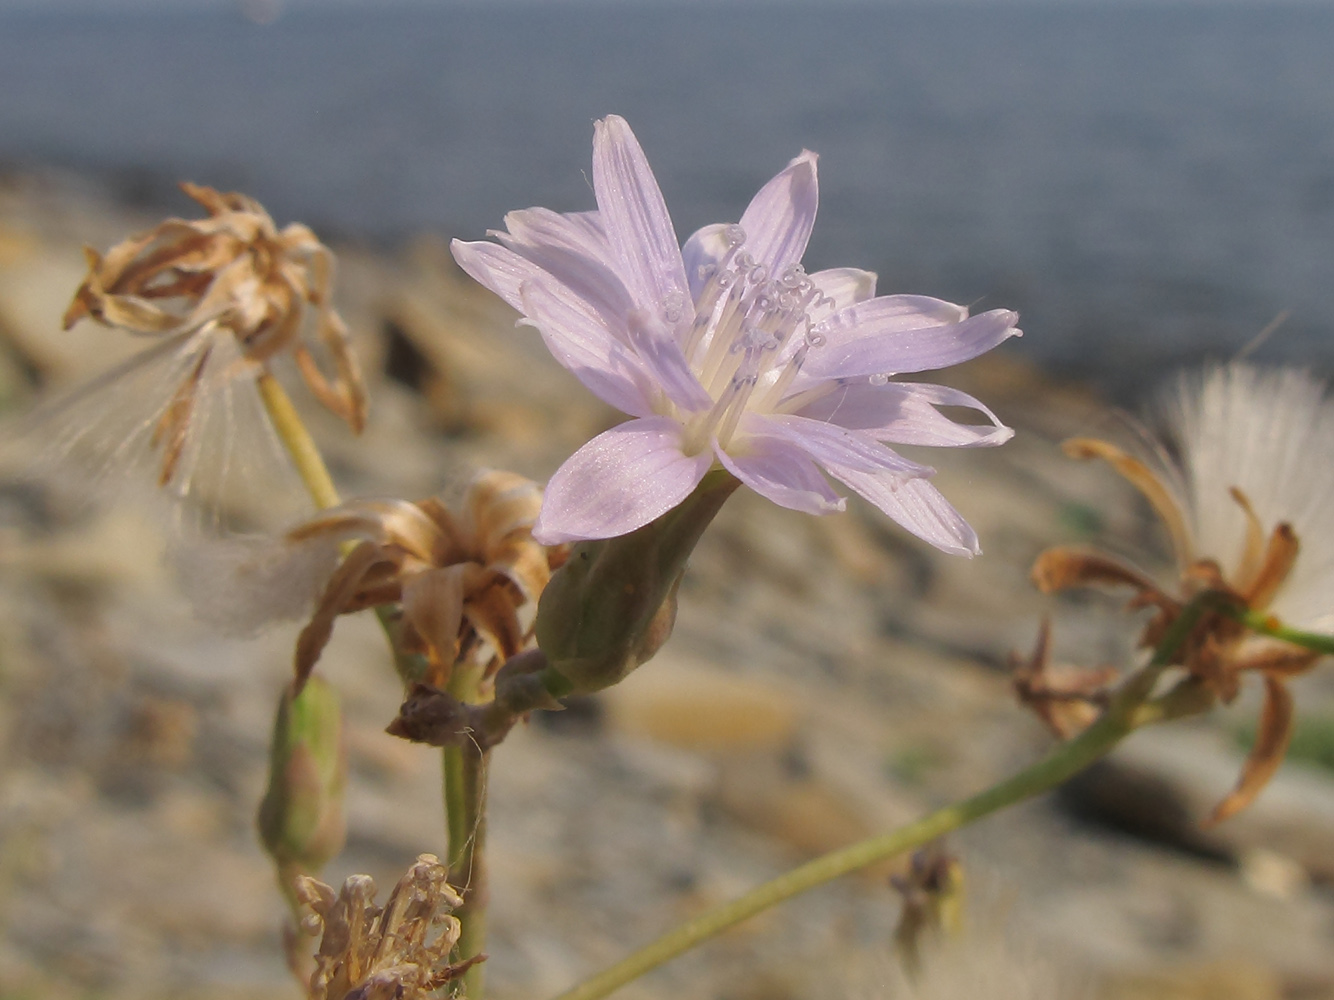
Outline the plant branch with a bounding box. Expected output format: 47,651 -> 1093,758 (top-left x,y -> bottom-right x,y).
546,592 -> 1219,1000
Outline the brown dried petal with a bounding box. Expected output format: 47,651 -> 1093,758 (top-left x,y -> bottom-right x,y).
1031,546 -> 1175,609
289,500 -> 447,564
296,541 -> 389,691
1206,674 -> 1294,825
400,566 -> 466,672
1242,523 -> 1299,610
1063,437 -> 1194,567
468,470 -> 545,546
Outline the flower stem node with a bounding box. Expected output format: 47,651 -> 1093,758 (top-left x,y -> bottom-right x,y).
257,675 -> 347,892
534,469 -> 740,695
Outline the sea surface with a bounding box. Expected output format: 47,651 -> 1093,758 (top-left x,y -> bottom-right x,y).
0,1 -> 1332,397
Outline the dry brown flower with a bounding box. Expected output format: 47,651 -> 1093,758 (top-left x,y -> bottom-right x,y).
289,470 -> 566,692
294,854 -> 480,1000
1010,618 -> 1120,740
1030,365 -> 1334,822
60,182 -> 367,495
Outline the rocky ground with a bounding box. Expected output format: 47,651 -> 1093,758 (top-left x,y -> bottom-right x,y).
0,171 -> 1332,1000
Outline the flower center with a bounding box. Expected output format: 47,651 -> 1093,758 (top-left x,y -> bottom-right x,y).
679,226 -> 835,452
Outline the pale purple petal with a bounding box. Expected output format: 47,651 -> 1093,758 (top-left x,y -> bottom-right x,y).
534,416 -> 713,543
625,309 -> 712,412
682,222 -> 731,300
809,267 -> 878,310
453,236 -> 634,346
500,207 -> 621,280
821,468 -> 981,557
504,207 -> 607,252
794,381 -> 1014,448
804,306 -> 1021,380
592,116 -> 689,312
492,219 -> 636,331
450,238 -> 534,314
520,280 -> 656,418
738,151 -> 819,277
715,431 -> 845,516
759,413 -> 933,476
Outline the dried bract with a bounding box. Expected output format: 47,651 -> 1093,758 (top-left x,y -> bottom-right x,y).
1032,364 -> 1334,820
289,470 -> 565,690
1010,619 -> 1119,739
294,854 -> 477,1000
58,182 -> 366,505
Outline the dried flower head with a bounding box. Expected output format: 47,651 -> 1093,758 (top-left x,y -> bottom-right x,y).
453,115 -> 1018,555
1033,364 -> 1334,820
50,182 -> 366,519
289,470 -> 563,691
294,854 -> 477,1000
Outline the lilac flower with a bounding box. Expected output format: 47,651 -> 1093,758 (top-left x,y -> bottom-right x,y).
452,116 -> 1019,556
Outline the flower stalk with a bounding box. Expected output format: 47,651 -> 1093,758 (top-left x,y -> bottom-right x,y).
443,660 -> 491,1000
256,366 -> 493,989
545,593 -> 1220,1000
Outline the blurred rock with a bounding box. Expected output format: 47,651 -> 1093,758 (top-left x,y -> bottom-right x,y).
2,170 -> 1334,1000
1060,725 -> 1334,881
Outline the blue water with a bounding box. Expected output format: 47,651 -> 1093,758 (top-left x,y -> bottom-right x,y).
1,2 -> 1332,396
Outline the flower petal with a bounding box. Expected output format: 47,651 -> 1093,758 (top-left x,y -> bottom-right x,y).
592,116 -> 688,313
715,431 -> 845,516
519,279 -> 656,417
625,309 -> 712,412
794,381 -> 1014,448
496,208 -> 633,322
682,222 -> 731,301
738,150 -> 819,277
805,304 -> 1021,380
534,416 -> 714,543
809,267 -> 877,310
823,467 -> 981,557
450,238 -> 536,314
759,413 -> 933,476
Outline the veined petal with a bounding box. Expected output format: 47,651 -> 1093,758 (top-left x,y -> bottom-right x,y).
682,222 -> 731,301
520,280 -> 656,418
738,150 -> 819,277
592,116 -> 689,312
715,431 -> 845,516
809,267 -> 878,310
625,309 -> 712,412
494,227 -> 636,333
805,305 -> 1021,380
504,207 -> 608,257
534,416 -> 714,543
499,207 -> 627,306
759,413 -> 933,476
794,381 -> 1014,448
450,238 -> 537,314
822,467 -> 981,557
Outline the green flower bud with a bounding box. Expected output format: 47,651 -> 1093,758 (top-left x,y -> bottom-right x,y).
258,675 -> 347,883
534,469 -> 739,695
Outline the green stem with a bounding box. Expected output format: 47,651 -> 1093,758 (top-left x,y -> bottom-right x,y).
549,706 -> 1132,1000
547,593 -> 1220,1000
257,372 -> 340,510
1230,608 -> 1334,657
256,371 -> 426,684
444,662 -> 490,999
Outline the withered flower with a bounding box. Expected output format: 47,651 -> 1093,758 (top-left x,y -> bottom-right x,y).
57,182 -> 367,505
294,854 -> 479,1000
1010,619 -> 1120,740
1032,364 -> 1334,821
290,470 -> 564,691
